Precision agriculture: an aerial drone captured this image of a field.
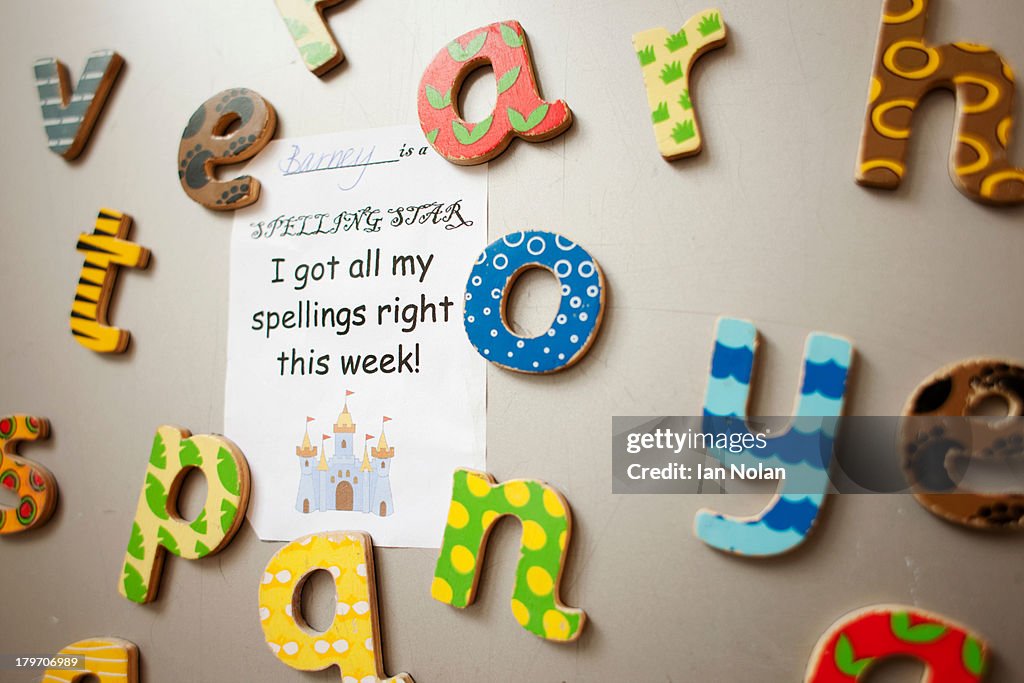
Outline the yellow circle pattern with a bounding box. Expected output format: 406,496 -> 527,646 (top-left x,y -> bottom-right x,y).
860,159 -> 906,179
872,99 -> 917,139
981,171 -> 1024,199
511,599 -> 530,626
955,135 -> 990,176
481,509 -> 499,530
953,42 -> 992,54
953,74 -> 1000,114
466,473 -> 492,497
884,41 -> 941,80
503,481 -> 530,507
543,610 -> 571,640
543,489 -> 566,517
522,520 -> 547,550
451,545 -> 476,574
526,566 -> 553,595
997,118 -> 1012,148
447,501 -> 469,529
431,577 -> 453,603
883,0 -> 924,24
869,77 -> 882,104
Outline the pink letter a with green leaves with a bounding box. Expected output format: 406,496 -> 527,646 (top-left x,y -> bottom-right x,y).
418,21 -> 572,165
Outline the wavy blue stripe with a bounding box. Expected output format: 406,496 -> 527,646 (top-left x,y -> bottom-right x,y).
805,334 -> 853,366
702,445 -> 832,473
701,415 -> 835,468
715,317 -> 756,350
800,359 -> 850,399
709,342 -> 754,383
702,409 -> 841,438
703,377 -> 751,416
790,415 -> 842,438
794,392 -> 845,417
759,496 -> 821,534
780,491 -> 825,505
694,512 -> 808,556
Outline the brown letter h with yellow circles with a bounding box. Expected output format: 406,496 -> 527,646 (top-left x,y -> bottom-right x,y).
858,0 -> 1024,206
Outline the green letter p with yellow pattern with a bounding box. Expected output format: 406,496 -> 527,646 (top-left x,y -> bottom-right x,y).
431,468 -> 585,642
119,425 -> 251,604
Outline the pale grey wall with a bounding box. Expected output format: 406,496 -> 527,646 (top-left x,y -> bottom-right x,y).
1,1 -> 1022,681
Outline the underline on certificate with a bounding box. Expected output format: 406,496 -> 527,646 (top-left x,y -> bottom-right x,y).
283,159 -> 401,176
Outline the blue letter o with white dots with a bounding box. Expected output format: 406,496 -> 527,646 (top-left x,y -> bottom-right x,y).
463,230 -> 606,373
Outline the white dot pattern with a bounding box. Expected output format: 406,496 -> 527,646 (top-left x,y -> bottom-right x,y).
463,230 -> 604,373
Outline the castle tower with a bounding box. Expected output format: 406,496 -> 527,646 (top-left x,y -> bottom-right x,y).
294,424 -> 318,514
316,441 -> 329,511
329,399 -> 358,511
369,422 -> 395,517
332,401 -> 356,459
358,439 -> 373,512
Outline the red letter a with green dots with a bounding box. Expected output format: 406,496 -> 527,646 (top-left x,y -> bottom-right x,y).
418,21 -> 572,165
0,415 -> 56,535
431,468 -> 585,642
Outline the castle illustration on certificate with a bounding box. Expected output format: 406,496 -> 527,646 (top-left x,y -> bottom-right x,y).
294,393 -> 396,517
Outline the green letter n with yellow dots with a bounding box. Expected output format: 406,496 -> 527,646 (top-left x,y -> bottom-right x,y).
431,468 -> 586,641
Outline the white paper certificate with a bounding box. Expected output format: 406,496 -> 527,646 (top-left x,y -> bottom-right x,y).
225,125 -> 487,547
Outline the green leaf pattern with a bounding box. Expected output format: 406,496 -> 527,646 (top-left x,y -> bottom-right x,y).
834,633 -> 874,677
119,427 -> 247,603
962,636 -> 986,676
217,447 -> 240,496
496,66 -> 521,94
145,473 -> 169,521
425,84 -> 452,110
277,0 -> 342,73
126,522 -> 145,560
149,432 -> 166,469
189,508 -> 207,535
121,563 -> 147,603
221,498 -> 239,534
452,116 -> 493,145
891,612 -> 948,644
499,23 -> 523,48
447,32 -> 487,62
158,525 -> 181,556
508,104 -> 549,133
179,439 -> 202,467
